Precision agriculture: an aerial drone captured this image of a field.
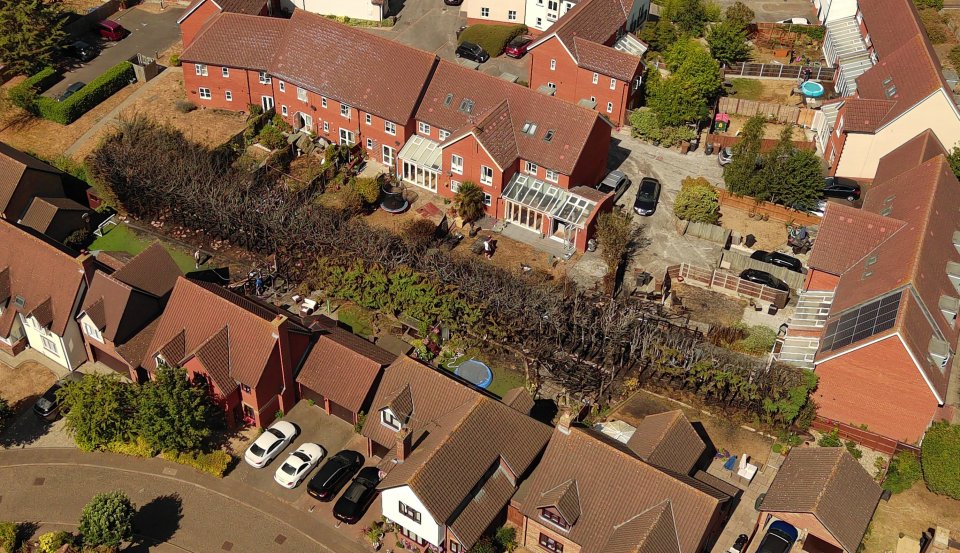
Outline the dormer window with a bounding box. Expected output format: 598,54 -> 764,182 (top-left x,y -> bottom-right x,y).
953,231 -> 960,255
940,295 -> 959,325
947,261 -> 960,294
155,354 -> 169,369
929,336 -> 951,370
381,408 -> 402,430
83,322 -> 103,343
14,296 -> 25,308
539,508 -> 570,530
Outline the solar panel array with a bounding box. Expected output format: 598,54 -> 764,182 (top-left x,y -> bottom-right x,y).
820,291 -> 902,353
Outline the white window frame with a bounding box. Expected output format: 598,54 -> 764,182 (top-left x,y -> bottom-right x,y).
83,322 -> 102,342
451,180 -> 461,193
546,169 -> 559,183
41,335 -> 57,354
323,121 -> 330,133
221,66 -> 229,78
550,59 -> 556,71
836,117 -> 843,137
365,113 -> 372,125
279,81 -> 286,92
483,193 -> 492,206
481,6 -> 490,16
385,121 -> 396,135
195,63 -> 208,76
439,129 -> 450,141
225,90 -> 233,102
366,138 -> 374,150
592,72 -> 598,84
297,87 -> 308,102
610,78 -> 616,90
281,105 -> 288,116
341,103 -> 351,118
508,10 -> 517,20
451,154 -> 464,175
381,409 -> 401,430
339,128 -> 355,146
524,161 -> 538,175
606,101 -> 613,113
321,96 -> 328,108
258,71 -> 271,84
480,165 -> 493,186
418,121 -> 431,135
198,87 -> 211,100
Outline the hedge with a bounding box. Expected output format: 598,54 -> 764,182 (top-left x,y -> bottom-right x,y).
883,451 -> 921,494
160,449 -> 233,478
7,66 -> 60,110
0,522 -> 15,553
921,421 -> 960,498
33,61 -> 135,125
458,24 -> 527,57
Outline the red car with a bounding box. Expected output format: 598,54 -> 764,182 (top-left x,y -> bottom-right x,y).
96,20 -> 128,41
504,36 -> 533,58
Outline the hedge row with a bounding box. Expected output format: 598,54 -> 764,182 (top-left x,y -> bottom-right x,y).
16,61 -> 135,125
458,24 -> 527,56
921,422 -> 960,499
107,437 -> 234,478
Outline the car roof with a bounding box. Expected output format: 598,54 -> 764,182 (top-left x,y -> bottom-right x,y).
98,20 -> 122,29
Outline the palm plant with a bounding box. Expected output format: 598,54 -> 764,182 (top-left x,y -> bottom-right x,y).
454,181 -> 485,223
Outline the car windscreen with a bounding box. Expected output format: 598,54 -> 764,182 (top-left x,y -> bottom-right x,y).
249,443 -> 266,456
637,182 -> 657,201
343,482 -> 366,502
281,462 -> 298,475
267,428 -> 285,439
757,534 -> 791,553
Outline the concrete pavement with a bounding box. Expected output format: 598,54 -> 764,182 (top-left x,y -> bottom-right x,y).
711,0 -> 816,23
0,448 -> 372,553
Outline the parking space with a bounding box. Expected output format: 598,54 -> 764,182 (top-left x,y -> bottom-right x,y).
227,401 -> 368,505
710,0 -> 816,23
46,5 -> 184,99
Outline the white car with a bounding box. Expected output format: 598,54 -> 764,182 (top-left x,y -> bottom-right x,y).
778,17 -> 810,25
244,420 -> 298,468
274,443 -> 326,488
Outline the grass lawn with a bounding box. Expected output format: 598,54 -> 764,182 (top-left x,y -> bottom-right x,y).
729,78 -> 764,100
337,304 -> 375,338
864,482 -> 960,551
442,348 -> 526,398
88,223 -> 198,273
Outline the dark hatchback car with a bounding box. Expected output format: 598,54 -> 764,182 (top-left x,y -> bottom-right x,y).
456,41 -> 490,63
750,250 -> 803,273
632,177 -> 661,216
823,176 -> 861,202
444,0 -> 463,5
58,82 -> 86,102
307,450 -> 364,501
34,372 -> 85,421
333,466 -> 382,523
504,36 -> 533,58
757,521 -> 799,553
69,40 -> 96,62
740,269 -> 790,292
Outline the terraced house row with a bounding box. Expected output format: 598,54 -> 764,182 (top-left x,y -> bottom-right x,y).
179,9 -> 615,251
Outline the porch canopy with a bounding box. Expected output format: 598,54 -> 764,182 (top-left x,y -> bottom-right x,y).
502,174 -> 598,228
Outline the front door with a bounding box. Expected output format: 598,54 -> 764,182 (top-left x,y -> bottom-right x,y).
261,95 -> 274,111
382,145 -> 394,167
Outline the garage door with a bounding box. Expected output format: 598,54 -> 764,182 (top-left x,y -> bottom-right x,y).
329,400 -> 354,423
92,347 -> 129,375
300,386 -> 325,406
371,441 -> 390,459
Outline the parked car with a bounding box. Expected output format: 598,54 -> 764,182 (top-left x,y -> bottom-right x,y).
68,40 -> 96,62
33,372 -> 85,422
456,41 -> 490,63
777,17 -> 810,24
445,0 -> 463,5
808,199 -> 828,217
504,36 -> 533,58
96,20 -> 128,41
244,420 -> 298,468
740,269 -> 790,292
633,177 -> 661,216
823,176 -> 861,202
57,82 -> 86,102
756,521 -> 799,553
307,449 -> 364,501
333,466 -> 382,523
718,146 -> 734,165
274,443 -> 326,489
750,250 -> 803,273
596,170 -> 630,203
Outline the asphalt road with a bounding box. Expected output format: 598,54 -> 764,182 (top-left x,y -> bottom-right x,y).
711,0 -> 817,22
46,6 -> 184,98
0,448 -> 371,553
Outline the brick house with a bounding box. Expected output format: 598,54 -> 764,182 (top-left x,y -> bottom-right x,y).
0,142 -> 67,223
177,0 -> 272,47
179,12 -> 615,251
780,130 -> 960,443
143,277 -> 311,428
509,414 -> 729,553
295,324 -> 396,425
757,448 -> 882,553
526,0 -> 649,126
76,243 -> 181,382
0,220 -> 95,368
811,0 -> 960,178
363,356 -> 550,552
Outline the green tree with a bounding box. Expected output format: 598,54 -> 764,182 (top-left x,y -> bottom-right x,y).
921,422 -> 960,499
454,181 -> 486,223
947,145 -> 960,179
914,0 -> 944,9
663,0 -> 708,35
637,20 -> 679,52
724,1 -> 755,28
665,38 -> 722,100
0,0 -> 68,75
135,365 -> 213,453
673,176 -> 720,224
596,210 -> 639,294
353,177 -> 381,205
79,491 -> 135,551
58,373 -> 133,451
647,72 -> 709,126
707,20 -> 751,64
883,452 -> 922,494
775,149 -> 824,211
757,125 -> 795,201
723,115 -> 765,197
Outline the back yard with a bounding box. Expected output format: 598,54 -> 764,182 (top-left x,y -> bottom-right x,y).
89,222 -> 203,273
864,483 -> 960,551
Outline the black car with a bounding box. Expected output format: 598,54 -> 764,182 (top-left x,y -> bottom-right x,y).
333,466 -> 382,523
456,41 -> 490,63
740,269 -> 789,292
307,450 -> 364,501
58,82 -> 86,102
823,176 -> 861,202
757,521 -> 799,553
69,40 -> 96,62
750,250 -> 803,273
444,0 -> 463,5
33,372 -> 84,421
633,177 -> 661,216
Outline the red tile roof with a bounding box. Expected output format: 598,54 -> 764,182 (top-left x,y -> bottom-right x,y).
839,98 -> 895,133
572,37 -> 644,82
418,60 -> 606,176
0,220 -> 87,336
178,0 -> 268,24
807,203 -> 905,275
144,277 -> 284,388
626,410 -> 706,475
181,13 -> 287,71
110,243 -> 182,298
0,142 -> 63,217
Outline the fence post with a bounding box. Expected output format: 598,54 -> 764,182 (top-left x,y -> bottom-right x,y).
778,64 -> 783,78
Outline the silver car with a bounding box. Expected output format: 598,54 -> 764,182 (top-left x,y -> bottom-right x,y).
597,170 -> 630,203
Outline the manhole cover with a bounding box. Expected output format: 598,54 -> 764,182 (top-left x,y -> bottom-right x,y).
33,478 -> 45,486
221,541 -> 233,551
275,535 -> 287,545
162,467 -> 178,476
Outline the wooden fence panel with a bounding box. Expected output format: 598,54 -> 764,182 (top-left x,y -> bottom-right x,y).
715,99 -> 816,125
811,416 -> 920,456
725,63 -> 834,82
720,250 -> 806,290
706,134 -> 817,155
713,186 -> 821,226
671,263 -> 789,307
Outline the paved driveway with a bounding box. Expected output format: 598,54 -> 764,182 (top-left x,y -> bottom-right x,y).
711,0 -> 816,22
46,6 -> 184,98
609,130 -> 727,278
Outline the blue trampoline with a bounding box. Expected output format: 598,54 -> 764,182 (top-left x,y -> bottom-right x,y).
454,359 -> 493,389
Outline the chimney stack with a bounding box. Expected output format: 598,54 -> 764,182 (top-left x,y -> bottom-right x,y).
557,410 -> 575,435
397,428 -> 412,462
